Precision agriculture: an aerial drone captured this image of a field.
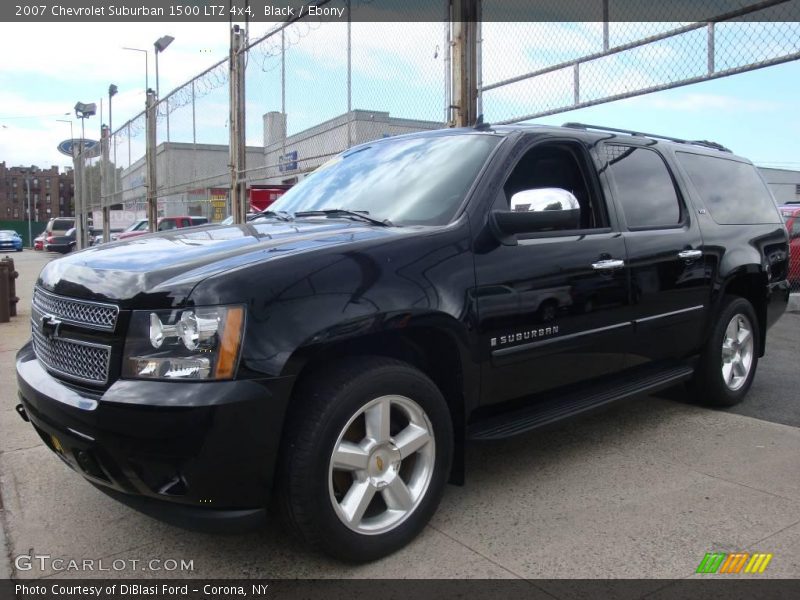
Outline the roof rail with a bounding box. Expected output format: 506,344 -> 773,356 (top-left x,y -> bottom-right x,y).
562,122 -> 731,153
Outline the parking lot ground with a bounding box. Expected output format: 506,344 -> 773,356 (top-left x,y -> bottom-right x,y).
1,250 -> 799,581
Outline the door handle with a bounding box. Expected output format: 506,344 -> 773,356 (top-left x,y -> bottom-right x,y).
591,259 -> 625,271
678,249 -> 703,260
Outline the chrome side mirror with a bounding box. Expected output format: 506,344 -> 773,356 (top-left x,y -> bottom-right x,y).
490,188 -> 581,246
509,188 -> 580,213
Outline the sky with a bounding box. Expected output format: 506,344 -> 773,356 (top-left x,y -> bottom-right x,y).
0,20 -> 798,172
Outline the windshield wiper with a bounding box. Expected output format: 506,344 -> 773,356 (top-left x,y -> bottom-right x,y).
253,210 -> 294,222
294,209 -> 393,227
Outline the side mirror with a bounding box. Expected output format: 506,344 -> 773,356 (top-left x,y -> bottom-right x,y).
490,188 -> 581,245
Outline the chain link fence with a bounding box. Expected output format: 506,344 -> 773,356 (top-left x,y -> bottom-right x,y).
479,2 -> 800,123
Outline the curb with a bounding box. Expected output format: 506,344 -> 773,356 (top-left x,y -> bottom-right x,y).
789,293 -> 800,314
0,510 -> 10,579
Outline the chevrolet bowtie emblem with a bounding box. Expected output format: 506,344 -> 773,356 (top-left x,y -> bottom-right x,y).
40,314 -> 62,339
376,456 -> 384,471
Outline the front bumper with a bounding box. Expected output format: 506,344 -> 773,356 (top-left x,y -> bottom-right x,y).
15,342 -> 295,529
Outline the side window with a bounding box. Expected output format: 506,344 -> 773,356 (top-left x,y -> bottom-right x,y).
604,145 -> 681,229
502,142 -> 607,231
676,152 -> 781,225
158,220 -> 176,231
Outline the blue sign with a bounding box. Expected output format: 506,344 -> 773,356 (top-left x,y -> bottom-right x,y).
57,138 -> 99,157
279,150 -> 298,173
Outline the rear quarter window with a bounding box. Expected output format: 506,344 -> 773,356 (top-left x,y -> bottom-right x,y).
676,152 -> 781,225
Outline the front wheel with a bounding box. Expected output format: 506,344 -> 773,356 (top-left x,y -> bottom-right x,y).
692,296 -> 759,407
277,357 -> 453,562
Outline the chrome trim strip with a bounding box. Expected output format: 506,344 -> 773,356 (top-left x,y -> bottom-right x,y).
634,305 -> 705,324
32,287 -> 119,332
67,427 -> 96,441
492,321 -> 631,358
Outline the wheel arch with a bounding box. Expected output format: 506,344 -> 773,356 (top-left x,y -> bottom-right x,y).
281,319 -> 474,485
714,267 -> 769,357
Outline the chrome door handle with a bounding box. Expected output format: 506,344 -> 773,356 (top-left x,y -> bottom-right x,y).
591,259 -> 625,270
678,250 -> 703,260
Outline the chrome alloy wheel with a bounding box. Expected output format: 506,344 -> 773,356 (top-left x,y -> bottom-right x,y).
721,313 -> 754,391
328,395 -> 435,535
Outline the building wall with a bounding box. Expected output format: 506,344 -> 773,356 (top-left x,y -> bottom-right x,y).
0,162 -> 74,223
759,167 -> 800,205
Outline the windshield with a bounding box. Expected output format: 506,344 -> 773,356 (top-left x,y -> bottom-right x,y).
268,133 -> 501,226
125,220 -> 148,232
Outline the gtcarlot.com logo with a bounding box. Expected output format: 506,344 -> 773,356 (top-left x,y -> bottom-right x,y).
14,554 -> 194,572
696,552 -> 773,574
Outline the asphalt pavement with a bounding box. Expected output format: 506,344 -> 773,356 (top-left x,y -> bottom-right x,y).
1,250 -> 799,584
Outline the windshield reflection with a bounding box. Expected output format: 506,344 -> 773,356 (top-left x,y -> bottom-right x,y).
268,133 -> 500,226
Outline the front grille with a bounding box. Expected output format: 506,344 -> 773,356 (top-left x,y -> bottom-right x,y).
33,287 -> 119,331
31,325 -> 111,385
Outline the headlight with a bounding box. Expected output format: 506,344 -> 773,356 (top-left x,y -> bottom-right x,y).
122,305 -> 245,380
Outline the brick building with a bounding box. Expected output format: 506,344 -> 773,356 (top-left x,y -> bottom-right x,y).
0,162 -> 74,222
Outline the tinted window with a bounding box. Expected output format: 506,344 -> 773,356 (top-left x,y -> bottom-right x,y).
605,146 -> 681,229
50,218 -> 74,232
676,153 -> 781,225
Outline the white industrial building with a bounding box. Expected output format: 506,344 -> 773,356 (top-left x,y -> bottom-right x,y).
759,167 -> 800,205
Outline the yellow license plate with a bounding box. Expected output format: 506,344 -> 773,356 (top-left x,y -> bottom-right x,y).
50,434 -> 64,455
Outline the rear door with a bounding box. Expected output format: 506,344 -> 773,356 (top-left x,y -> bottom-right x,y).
599,142 -> 709,364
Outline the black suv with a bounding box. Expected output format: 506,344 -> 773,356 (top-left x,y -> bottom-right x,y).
15,124 -> 790,562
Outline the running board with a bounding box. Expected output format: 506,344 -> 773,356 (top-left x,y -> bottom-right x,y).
468,365 -> 694,441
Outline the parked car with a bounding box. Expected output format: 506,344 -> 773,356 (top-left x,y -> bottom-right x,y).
15,124 -> 790,562
45,217 -> 75,237
0,230 -> 23,252
43,227 -> 76,254
91,229 -> 124,246
115,216 -> 199,241
33,234 -> 45,251
779,204 -> 800,285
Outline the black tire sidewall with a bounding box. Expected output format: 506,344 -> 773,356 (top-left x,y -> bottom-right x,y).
285,361 -> 453,562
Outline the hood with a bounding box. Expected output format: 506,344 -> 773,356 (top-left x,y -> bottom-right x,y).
37,220 -> 407,307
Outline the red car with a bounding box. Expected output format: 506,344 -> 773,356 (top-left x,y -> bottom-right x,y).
33,234 -> 45,251
115,216 -> 204,241
780,205 -> 800,285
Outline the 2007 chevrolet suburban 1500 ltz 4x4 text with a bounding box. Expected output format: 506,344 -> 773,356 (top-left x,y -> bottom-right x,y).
15,123 -> 790,561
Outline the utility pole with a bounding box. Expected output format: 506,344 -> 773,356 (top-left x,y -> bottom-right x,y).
101,125 -> 110,244
229,25 -> 247,224
451,0 -> 480,127
145,88 -> 158,232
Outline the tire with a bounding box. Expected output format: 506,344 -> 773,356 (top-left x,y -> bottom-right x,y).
277,356 -> 453,562
692,296 -> 759,407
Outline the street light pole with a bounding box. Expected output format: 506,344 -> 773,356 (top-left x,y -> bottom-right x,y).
153,35 -> 174,99
74,102 -> 96,251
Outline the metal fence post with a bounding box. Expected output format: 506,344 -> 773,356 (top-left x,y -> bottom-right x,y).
146,89 -> 158,232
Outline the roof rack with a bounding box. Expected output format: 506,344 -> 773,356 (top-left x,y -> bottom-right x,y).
562,122 -> 731,153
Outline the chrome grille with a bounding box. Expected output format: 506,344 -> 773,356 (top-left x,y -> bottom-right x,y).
31,325 -> 111,385
33,287 -> 119,331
